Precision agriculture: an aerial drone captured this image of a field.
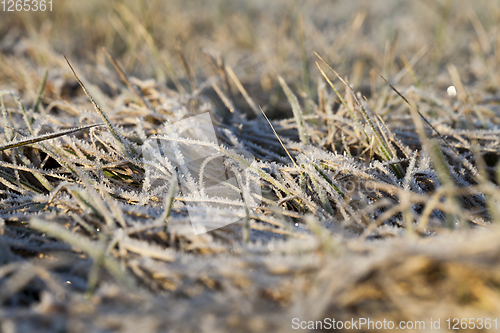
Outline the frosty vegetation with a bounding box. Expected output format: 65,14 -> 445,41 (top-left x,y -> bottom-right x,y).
1,0 -> 500,331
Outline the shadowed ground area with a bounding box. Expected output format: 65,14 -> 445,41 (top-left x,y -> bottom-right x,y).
1,0 -> 500,332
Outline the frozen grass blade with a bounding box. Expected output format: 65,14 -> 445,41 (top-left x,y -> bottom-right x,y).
309,171 -> 334,215
311,162 -> 345,198
278,76 -> 309,145
259,105 -> 307,211
235,173 -> 252,243
341,132 -> 352,158
0,168 -> 42,193
0,94 -> 13,141
63,54 -> 132,158
316,62 -> 370,143
429,141 -> 465,229
259,105 -> 298,168
0,124 -> 104,152
12,93 -> 33,135
30,218 -> 135,290
150,135 -> 293,197
316,55 -> 394,160
400,84 -> 465,229
316,56 -> 404,178
16,154 -> 52,191
162,176 -> 178,233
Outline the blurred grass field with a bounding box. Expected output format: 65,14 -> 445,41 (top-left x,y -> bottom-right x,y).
2,0 -> 500,332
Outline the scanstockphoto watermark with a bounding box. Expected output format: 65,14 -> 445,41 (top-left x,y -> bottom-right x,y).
142,112 -> 261,235
292,318 -> 426,330
292,317 -> 498,330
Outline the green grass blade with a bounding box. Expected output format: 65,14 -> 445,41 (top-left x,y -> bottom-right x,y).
33,69 -> 48,114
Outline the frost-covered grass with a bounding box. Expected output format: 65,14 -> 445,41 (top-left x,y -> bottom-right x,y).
2,0 -> 500,332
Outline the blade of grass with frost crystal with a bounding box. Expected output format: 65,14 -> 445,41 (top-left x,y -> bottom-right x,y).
217,148 -> 295,197
311,162 -> 345,198
63,54 -> 132,158
162,176 -> 178,233
399,84 -> 465,229
65,186 -> 103,219
278,76 -> 309,145
12,93 -> 33,135
260,105 -> 308,208
260,106 -> 298,168
17,154 -> 52,191
52,146 -> 118,228
0,169 -> 42,193
0,124 -> 104,152
98,184 -> 128,229
318,62 -> 403,177
316,63 -> 370,145
316,54 -> 404,178
341,132 -> 352,158
150,135 -> 293,197
309,172 -> 334,216
235,173 -> 251,243
30,218 -> 135,290
1,95 -> 13,141
317,55 -> 389,151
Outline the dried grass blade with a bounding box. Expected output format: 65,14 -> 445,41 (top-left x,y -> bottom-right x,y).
102,47 -> 151,109
278,76 -> 309,145
226,65 -> 261,117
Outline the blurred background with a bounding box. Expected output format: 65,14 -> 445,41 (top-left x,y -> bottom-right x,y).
1,0 -> 499,117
